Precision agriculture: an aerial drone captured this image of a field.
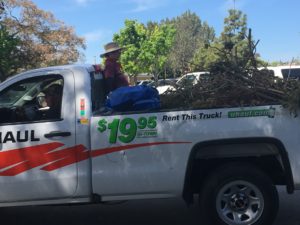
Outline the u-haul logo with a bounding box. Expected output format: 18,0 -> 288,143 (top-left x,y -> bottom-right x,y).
0,130 -> 40,144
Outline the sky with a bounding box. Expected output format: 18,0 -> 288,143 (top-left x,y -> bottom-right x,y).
31,0 -> 300,64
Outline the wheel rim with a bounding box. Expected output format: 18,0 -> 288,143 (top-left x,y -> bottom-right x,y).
216,180 -> 264,225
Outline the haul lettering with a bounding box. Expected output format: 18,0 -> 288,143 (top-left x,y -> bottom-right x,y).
0,130 -> 40,144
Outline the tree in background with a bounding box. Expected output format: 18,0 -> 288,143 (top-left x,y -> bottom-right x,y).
113,20 -> 147,80
191,9 -> 266,72
0,0 -> 22,81
0,26 -> 23,82
139,23 -> 175,80
269,58 -> 300,66
114,20 -> 175,81
165,11 -> 215,76
0,0 -> 85,80
216,9 -> 267,70
221,9 -> 247,54
0,1 -> 4,18
191,41 -> 221,72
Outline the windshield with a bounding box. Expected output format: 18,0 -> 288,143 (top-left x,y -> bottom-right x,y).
176,75 -> 196,86
0,76 -> 62,108
0,81 -> 39,107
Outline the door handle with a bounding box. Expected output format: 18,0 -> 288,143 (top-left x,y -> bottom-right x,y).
44,131 -> 71,138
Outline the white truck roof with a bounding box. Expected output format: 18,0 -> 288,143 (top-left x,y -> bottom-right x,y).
260,65 -> 300,79
4,64 -> 95,84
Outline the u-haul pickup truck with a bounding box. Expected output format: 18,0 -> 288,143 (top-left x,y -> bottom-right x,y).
0,64 -> 299,225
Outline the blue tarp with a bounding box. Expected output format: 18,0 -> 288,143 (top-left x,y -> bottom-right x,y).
106,85 -> 160,111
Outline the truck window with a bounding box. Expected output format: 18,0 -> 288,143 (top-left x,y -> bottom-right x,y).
90,71 -> 106,112
0,75 -> 64,124
281,68 -> 300,80
177,75 -> 196,86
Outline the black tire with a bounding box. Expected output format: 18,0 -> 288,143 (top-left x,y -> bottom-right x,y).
198,163 -> 279,225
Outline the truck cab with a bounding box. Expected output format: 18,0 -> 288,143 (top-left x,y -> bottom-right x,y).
0,65 -> 105,205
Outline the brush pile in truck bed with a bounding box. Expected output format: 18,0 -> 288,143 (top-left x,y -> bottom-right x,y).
160,68 -> 300,116
160,29 -> 300,114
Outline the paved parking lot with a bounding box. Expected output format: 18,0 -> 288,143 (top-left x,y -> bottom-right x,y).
1,187 -> 299,225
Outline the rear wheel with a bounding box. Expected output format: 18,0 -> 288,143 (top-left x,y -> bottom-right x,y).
198,163 -> 279,225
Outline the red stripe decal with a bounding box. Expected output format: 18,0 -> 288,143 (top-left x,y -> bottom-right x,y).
0,142 -> 64,176
40,145 -> 89,171
0,141 -> 190,176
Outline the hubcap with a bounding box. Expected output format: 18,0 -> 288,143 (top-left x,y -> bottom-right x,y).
230,193 -> 249,211
216,180 -> 264,225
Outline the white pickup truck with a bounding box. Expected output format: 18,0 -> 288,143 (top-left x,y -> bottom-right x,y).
0,64 -> 298,225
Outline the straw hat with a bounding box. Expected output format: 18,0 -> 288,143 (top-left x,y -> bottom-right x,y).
100,42 -> 123,57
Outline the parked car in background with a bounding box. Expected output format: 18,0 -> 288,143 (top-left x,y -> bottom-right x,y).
148,78 -> 177,87
259,65 -> 300,80
155,72 -> 210,94
137,80 -> 153,86
146,78 -> 177,94
176,71 -> 210,87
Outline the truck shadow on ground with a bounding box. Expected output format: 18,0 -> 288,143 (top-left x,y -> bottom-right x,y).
1,199 -> 199,225
1,188 -> 300,225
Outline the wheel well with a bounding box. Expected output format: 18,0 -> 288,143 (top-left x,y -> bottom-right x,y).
183,137 -> 294,204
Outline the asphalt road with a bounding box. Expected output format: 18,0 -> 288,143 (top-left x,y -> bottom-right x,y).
1,187 -> 300,225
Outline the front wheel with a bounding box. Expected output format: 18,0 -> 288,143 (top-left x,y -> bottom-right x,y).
199,163 -> 279,225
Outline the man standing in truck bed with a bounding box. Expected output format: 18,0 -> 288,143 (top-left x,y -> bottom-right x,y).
100,42 -> 129,93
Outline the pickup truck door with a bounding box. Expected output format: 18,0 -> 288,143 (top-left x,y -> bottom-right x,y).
0,70 -> 77,202
90,112 -> 191,199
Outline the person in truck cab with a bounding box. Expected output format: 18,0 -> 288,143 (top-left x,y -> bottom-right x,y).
100,42 -> 129,93
42,84 -> 63,119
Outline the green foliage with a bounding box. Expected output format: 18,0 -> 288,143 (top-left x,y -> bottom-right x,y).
114,19 -> 175,79
114,20 -> 147,76
221,9 -> 247,50
114,11 -> 215,79
165,11 -> 215,75
0,1 -> 4,19
0,25 -> 22,81
269,58 -> 300,66
191,42 -> 221,71
191,9 -> 265,72
218,9 -> 261,67
140,23 -> 175,77
269,61 -> 285,66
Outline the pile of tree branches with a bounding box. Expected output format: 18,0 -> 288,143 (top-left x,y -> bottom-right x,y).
160,29 -> 300,116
